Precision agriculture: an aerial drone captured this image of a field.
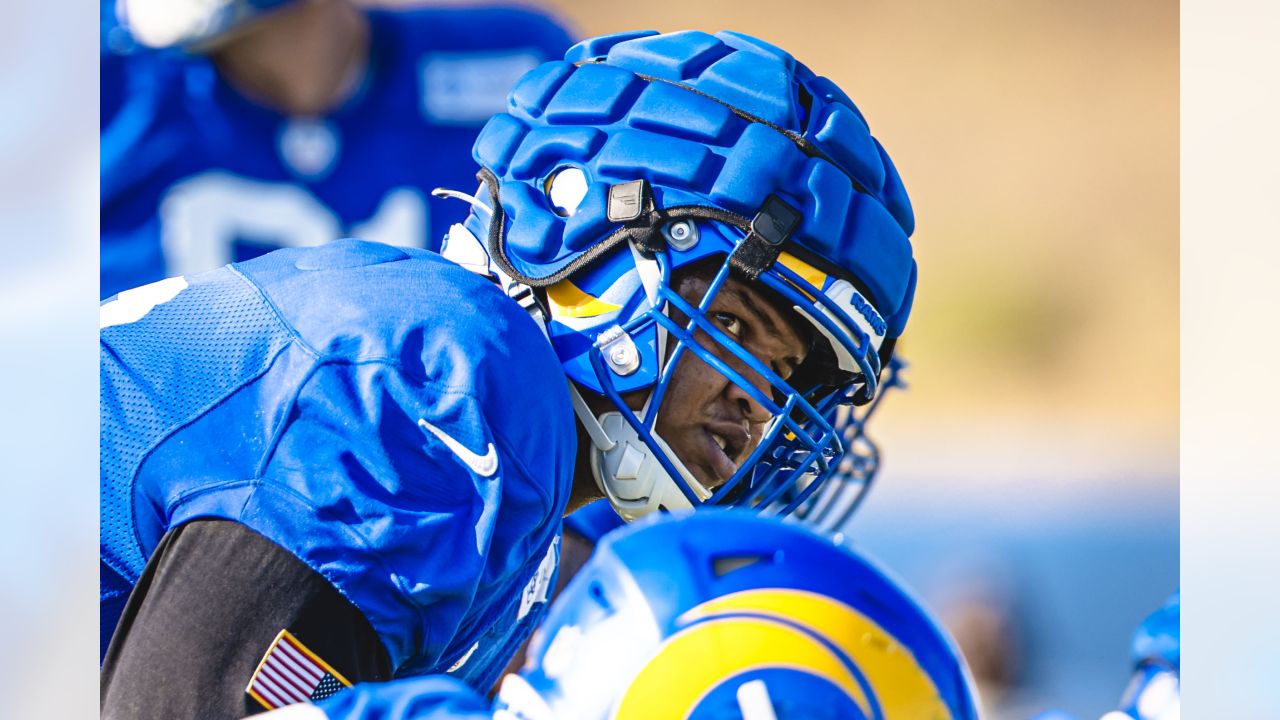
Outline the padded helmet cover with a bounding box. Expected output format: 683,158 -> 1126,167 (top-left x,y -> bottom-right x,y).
471,29 -> 917,339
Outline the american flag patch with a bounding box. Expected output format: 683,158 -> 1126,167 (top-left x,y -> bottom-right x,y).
246,629 -> 352,710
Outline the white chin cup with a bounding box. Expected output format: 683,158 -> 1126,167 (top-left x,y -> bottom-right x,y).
589,412 -> 709,522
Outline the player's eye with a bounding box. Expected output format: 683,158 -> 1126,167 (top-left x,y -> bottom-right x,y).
713,312 -> 743,338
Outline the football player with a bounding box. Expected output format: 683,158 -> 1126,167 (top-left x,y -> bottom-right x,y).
101,0 -> 573,298
1033,591 -> 1179,720
1102,591 -> 1179,720
262,511 -> 980,720
100,29 -> 919,718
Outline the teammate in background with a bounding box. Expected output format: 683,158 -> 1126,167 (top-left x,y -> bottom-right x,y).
101,0 -> 573,298
1101,591 -> 1179,720
263,511 -> 979,720
1033,591 -> 1179,720
100,29 -> 920,718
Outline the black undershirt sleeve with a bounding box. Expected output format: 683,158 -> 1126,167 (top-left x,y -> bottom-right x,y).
101,519 -> 392,719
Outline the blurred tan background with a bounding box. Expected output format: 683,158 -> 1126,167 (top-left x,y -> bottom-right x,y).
557,0 -> 1179,504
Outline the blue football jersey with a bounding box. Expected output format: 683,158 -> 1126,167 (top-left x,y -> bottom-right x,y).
100,240 -> 577,690
101,6 -> 573,298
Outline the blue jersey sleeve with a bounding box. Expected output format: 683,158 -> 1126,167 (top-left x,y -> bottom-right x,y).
195,357 -> 529,674
318,676 -> 491,720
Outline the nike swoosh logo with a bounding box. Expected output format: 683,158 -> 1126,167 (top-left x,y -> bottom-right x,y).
418,418 -> 499,477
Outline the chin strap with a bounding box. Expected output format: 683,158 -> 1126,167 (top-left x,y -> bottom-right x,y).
431,186 -> 492,217
475,167 -> 806,291
567,384 -> 615,453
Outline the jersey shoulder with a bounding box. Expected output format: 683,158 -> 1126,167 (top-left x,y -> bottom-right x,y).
233,238 -> 576,486
160,242 -> 575,672
233,239 -> 555,380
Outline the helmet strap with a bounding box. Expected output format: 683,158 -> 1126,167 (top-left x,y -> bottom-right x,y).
727,194 -> 803,281
567,383 -> 616,453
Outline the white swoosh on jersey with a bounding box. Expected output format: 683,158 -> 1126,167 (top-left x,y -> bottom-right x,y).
418,419 -> 499,477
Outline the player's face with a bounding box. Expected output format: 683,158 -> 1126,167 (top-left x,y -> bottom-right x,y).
655,269 -> 810,489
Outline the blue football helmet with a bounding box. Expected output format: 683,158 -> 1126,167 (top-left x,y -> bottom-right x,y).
440,30 -> 917,522
493,511 -> 978,720
115,0 -> 298,48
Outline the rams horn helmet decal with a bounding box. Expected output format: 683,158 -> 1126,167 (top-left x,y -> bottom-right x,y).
613,588 -> 955,719
496,512 -> 979,720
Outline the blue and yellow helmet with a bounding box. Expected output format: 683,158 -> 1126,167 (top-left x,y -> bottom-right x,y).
494,511 -> 978,720
446,30 -> 917,522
